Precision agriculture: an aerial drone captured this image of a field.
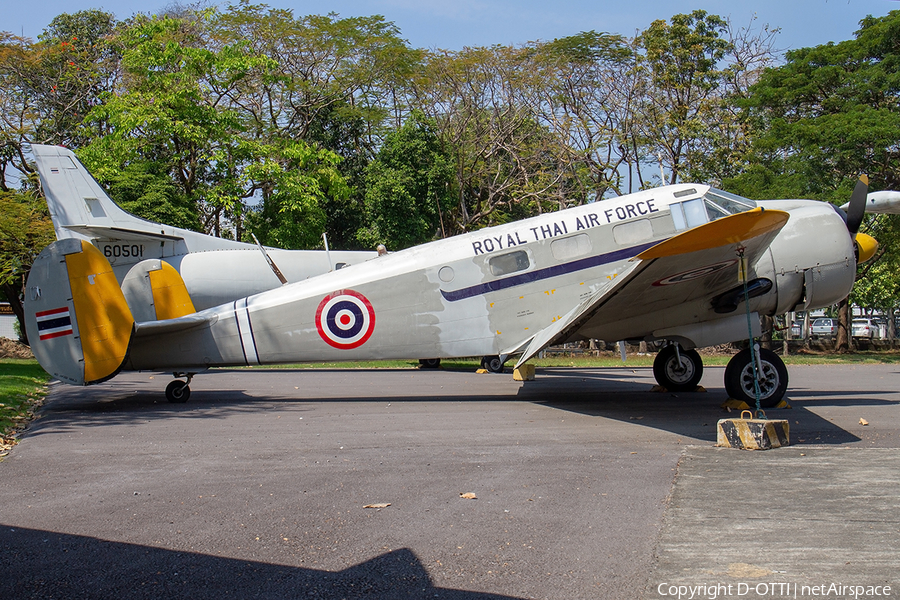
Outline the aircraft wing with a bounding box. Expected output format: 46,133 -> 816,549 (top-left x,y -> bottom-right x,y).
514,208 -> 789,368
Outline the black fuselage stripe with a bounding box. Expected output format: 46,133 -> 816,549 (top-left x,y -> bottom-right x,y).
440,241 -> 659,302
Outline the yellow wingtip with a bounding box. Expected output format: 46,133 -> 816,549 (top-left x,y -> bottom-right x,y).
637,208 -> 790,260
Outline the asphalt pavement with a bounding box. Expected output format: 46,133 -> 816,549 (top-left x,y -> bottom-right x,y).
1,363 -> 898,599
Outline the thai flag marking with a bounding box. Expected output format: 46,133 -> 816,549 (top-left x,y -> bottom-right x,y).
36,307 -> 73,341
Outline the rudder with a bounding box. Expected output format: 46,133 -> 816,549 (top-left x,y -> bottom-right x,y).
25,239 -> 135,385
121,259 -> 197,322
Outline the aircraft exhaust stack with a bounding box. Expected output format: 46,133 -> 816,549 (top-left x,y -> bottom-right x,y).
25,239 -> 135,386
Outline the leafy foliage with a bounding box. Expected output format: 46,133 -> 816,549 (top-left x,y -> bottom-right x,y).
357,112 -> 455,249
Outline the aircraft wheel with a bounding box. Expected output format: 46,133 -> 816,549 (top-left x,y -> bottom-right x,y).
652,345 -> 703,392
724,347 -> 788,408
481,355 -> 505,373
166,380 -> 191,403
419,358 -> 442,369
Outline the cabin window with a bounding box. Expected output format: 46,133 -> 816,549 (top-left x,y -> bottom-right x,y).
613,219 -> 653,245
551,234 -> 592,260
489,250 -> 530,276
670,198 -> 709,231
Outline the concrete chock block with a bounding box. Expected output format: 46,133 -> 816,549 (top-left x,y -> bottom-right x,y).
513,365 -> 535,381
717,412 -> 790,450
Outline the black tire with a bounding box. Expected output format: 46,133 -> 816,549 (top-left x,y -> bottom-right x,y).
652,345 -> 703,392
481,355 -> 504,373
724,347 -> 788,408
419,358 -> 442,369
166,380 -> 191,403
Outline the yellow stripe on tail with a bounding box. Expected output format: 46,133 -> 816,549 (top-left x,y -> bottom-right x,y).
65,241 -> 135,383
148,261 -> 196,320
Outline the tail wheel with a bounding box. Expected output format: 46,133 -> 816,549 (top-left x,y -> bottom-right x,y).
166,380 -> 191,403
724,347 -> 788,408
652,345 -> 703,392
419,358 -> 442,369
481,355 -> 505,373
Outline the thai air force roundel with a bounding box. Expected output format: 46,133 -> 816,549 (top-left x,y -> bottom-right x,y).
315,290 -> 376,349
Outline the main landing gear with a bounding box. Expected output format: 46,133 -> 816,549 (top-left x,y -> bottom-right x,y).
165,373 -> 194,403
723,347 -> 788,408
653,344 -> 703,392
651,343 -> 788,407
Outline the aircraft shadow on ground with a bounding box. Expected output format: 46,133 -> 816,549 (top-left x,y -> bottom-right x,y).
514,368 -> 882,445
27,367 -> 892,446
0,525 -> 523,600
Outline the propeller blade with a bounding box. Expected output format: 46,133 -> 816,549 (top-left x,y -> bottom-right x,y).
846,175 -> 869,234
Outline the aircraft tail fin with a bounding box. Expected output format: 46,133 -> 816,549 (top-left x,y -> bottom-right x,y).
25,239 -> 135,385
31,144 -> 183,243
121,260 -> 197,322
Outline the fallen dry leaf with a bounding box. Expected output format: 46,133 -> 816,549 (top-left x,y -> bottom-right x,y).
459,492 -> 477,500
859,418 -> 869,426
363,503 -> 391,509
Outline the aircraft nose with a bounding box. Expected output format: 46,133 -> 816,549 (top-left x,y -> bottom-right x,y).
855,232 -> 878,263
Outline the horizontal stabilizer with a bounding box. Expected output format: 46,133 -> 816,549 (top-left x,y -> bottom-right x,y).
134,313 -> 216,338
62,224 -> 184,242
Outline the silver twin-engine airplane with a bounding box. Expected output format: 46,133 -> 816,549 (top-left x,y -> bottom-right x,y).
24,144 -> 879,408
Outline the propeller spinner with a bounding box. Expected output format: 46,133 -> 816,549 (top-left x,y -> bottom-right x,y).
845,175 -> 878,263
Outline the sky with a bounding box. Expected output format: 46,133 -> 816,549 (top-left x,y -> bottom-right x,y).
3,0 -> 899,55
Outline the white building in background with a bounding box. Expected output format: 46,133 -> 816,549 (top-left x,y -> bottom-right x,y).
0,303 -> 17,340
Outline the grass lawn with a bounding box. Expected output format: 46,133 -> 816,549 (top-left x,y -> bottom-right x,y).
0,359 -> 51,458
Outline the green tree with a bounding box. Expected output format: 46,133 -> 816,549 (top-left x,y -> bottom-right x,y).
732,11 -> 900,351
0,190 -> 55,344
357,112 -> 455,249
637,10 -> 733,184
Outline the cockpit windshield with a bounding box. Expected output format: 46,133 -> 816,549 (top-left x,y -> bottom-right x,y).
704,188 -> 757,218
670,188 -> 757,231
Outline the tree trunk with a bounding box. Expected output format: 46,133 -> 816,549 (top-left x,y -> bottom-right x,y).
835,298 -> 851,353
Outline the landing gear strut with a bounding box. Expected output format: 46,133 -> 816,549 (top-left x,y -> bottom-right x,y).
165,373 -> 194,403
724,347 -> 788,408
652,344 -> 703,392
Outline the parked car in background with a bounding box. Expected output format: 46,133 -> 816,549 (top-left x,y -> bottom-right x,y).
811,318 -> 837,338
790,322 -> 803,338
852,318 -> 881,339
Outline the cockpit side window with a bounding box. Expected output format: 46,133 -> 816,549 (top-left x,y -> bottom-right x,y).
670,198 -> 708,231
